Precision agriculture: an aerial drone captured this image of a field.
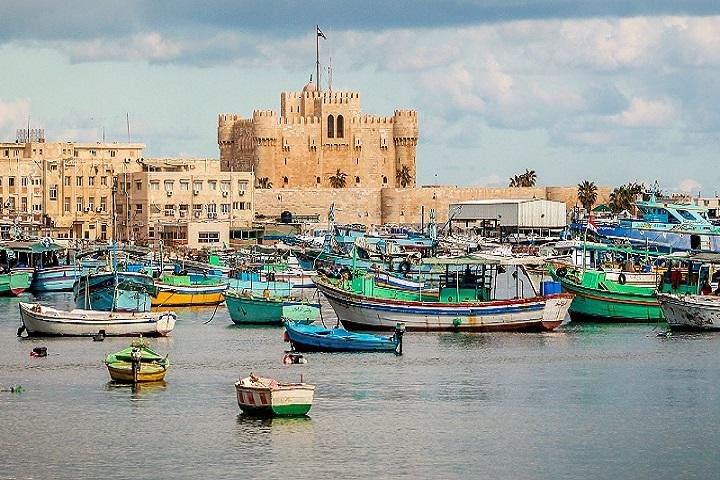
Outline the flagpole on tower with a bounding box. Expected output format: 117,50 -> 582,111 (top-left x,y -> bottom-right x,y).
316,25 -> 326,91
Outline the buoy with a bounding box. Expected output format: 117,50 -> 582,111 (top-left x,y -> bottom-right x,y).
31,346 -> 47,357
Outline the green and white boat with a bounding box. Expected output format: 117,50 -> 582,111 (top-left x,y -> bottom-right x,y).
235,375 -> 315,417
0,270 -> 32,296
225,290 -> 321,325
548,264 -> 691,322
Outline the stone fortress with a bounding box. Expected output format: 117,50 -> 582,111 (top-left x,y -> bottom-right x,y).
218,80 -> 418,189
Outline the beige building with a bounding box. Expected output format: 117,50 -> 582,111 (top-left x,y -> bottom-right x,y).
218,80 -> 418,189
125,159 -> 254,248
0,138 -> 145,240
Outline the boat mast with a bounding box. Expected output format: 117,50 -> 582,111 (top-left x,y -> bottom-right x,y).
111,180 -> 119,311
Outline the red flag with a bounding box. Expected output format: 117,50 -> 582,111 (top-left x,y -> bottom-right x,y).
587,216 -> 598,234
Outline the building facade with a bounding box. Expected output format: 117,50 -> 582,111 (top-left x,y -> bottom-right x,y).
0,140 -> 145,240
125,159 -> 254,248
218,81 -> 418,189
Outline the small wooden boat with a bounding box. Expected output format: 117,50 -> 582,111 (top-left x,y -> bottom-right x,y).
18,302 -> 176,337
658,292 -> 720,331
225,290 -> 320,325
235,374 -> 315,417
105,337 -> 169,383
284,320 -> 404,353
0,270 -> 32,296
152,274 -> 228,307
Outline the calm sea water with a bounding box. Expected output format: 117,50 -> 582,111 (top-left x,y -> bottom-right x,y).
1,292 -> 719,480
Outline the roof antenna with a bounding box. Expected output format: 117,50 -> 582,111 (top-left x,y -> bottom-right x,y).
327,56 -> 333,92
126,113 -> 131,143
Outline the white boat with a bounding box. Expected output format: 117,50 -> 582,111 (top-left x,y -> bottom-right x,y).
658,293 -> 720,331
18,302 -> 176,337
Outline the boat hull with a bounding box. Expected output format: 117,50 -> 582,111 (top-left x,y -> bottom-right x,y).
235,378 -> 314,417
285,321 -> 399,352
0,271 -> 32,296
315,280 -> 571,332
658,293 -> 720,331
152,286 -> 226,307
19,303 -> 176,337
32,265 -> 89,292
226,292 -> 320,325
106,363 -> 168,383
74,272 -> 155,312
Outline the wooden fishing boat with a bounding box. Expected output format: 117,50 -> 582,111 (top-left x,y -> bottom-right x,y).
0,270 -> 32,296
314,257 -> 572,332
284,320 -> 404,353
658,293 -> 720,331
74,271 -> 157,312
225,290 -> 320,325
235,374 -> 315,417
105,338 -> 169,383
152,274 -> 228,307
18,302 -> 176,337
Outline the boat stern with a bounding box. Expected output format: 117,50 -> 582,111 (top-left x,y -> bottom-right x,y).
541,293 -> 574,330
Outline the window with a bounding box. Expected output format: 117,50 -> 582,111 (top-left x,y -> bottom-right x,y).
180,180 -> 189,191
64,176 -> 70,186
76,197 -> 83,212
74,150 -> 78,157
316,177 -> 321,184
117,204 -> 123,215
110,150 -> 116,158
90,149 -> 97,156
283,176 -> 288,185
383,176 -> 388,185
238,181 -> 248,192
8,177 -> 14,187
164,204 -> 175,217
164,181 -> 174,192
221,203 -> 230,214
33,203 -> 42,212
327,115 -> 335,138
233,201 -> 239,210
101,224 -> 107,240
3,150 -> 7,157
135,181 -> 142,191
355,176 -> 360,185
136,204 -> 143,214
49,185 -> 58,200
193,181 -> 202,191
101,176 -> 108,186
207,203 -> 217,214
221,181 -> 231,192
64,197 -> 70,213
20,197 -> 27,212
32,177 -> 41,186
76,176 -> 83,187
337,115 -> 344,138
208,181 -> 217,191
21,177 -> 29,187
150,181 -> 159,191
198,232 -> 220,244
87,197 -> 94,210
100,197 -> 107,211
179,204 -> 189,216
193,204 -> 203,212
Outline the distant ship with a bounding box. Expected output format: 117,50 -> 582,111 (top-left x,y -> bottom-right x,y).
587,188 -> 720,252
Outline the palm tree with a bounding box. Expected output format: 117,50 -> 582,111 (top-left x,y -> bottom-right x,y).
396,165 -> 413,188
609,185 -> 634,213
256,177 -> 272,189
509,169 -> 538,187
329,169 -> 347,188
577,180 -> 598,213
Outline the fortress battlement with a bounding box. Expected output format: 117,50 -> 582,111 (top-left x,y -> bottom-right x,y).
278,116 -> 321,125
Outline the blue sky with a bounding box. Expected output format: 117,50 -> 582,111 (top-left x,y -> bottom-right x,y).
2,1 -> 720,194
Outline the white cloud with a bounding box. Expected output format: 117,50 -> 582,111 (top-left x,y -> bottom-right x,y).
675,178 -> 702,194
66,33 -> 184,63
612,97 -> 677,128
0,98 -> 30,138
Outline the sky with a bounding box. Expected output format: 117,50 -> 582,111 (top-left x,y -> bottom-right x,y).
1,1 -> 720,194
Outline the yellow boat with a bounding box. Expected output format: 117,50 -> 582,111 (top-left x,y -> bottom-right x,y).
104,337 -> 169,383
152,274 -> 228,307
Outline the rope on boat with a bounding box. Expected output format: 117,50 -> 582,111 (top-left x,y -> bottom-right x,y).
204,301 -> 221,324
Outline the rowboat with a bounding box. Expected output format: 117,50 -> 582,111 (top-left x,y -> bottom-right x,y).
225,290 -> 320,325
105,338 -> 169,383
18,302 -> 176,337
152,274 -> 228,307
235,375 -> 315,417
314,257 -> 572,332
0,271 -> 32,296
284,320 -> 404,353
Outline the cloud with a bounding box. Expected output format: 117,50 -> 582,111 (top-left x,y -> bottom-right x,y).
612,97 -> 677,128
67,33 -> 184,63
674,178 -> 702,193
0,98 -> 30,139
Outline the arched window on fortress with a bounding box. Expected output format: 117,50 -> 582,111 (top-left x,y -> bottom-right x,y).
336,115 -> 344,138
355,176 -> 360,185
383,176 -> 388,185
283,176 -> 289,186
327,115 -> 334,138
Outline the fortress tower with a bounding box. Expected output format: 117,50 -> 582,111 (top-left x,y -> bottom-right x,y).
218,80 -> 418,189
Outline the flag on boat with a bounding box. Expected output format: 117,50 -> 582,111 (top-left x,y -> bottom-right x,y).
317,26 -> 326,39
586,216 -> 598,234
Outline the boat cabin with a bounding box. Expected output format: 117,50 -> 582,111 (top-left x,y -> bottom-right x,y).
0,240 -> 68,271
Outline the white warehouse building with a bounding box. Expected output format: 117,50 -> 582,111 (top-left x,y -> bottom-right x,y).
448,199 -> 567,237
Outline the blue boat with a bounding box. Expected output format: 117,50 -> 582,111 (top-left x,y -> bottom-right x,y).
284,320 -> 404,354
33,265 -> 91,292
74,271 -> 157,312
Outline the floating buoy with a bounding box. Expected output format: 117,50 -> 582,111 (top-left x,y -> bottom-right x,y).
30,346 -> 47,357
657,330 -> 672,338
283,352 -> 307,365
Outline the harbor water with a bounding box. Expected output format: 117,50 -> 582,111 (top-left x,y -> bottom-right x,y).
1,292 -> 719,479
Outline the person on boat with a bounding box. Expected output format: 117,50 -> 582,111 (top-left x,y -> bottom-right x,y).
701,282 -> 712,295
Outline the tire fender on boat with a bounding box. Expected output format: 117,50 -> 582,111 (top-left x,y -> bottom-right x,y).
618,273 -> 627,285
555,267 -> 568,278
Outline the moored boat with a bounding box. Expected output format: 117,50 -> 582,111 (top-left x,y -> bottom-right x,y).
225,290 -> 320,325
0,270 -> 32,296
152,274 -> 228,307
105,337 -> 169,383
235,374 -> 315,417
74,271 -> 157,312
314,258 -> 572,332
284,320 -> 404,353
658,292 -> 720,331
18,302 -> 176,337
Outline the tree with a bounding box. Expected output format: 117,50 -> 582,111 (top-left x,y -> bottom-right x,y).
256,177 -> 272,189
329,169 -> 347,188
609,185 -> 634,213
577,180 -> 598,213
396,164 -> 413,188
509,169 -> 538,187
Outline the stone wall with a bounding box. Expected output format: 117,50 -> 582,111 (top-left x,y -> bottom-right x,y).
255,185 -> 612,226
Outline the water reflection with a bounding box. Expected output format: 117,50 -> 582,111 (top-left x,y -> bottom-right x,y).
236,414 -> 314,435
105,380 -> 168,401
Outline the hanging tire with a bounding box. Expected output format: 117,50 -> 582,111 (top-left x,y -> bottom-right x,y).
555,267 -> 568,278
399,261 -> 411,274
618,273 -> 627,285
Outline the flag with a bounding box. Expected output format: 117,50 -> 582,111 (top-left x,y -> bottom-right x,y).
586,216 -> 598,234
317,26 -> 326,39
